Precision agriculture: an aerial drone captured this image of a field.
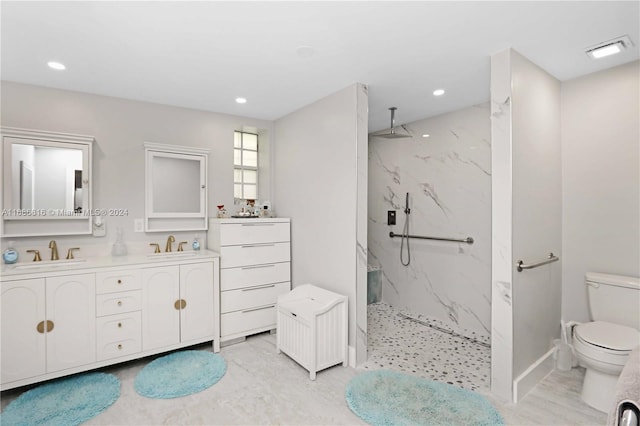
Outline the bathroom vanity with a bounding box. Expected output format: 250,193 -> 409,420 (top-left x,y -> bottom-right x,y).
0,250 -> 220,391
208,218 -> 291,343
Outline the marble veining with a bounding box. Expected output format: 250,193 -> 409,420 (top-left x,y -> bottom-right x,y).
368,102 -> 492,341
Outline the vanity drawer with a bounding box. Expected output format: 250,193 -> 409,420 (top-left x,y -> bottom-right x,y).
96,270 -> 142,294
96,311 -> 141,342
221,281 -> 290,314
220,242 -> 290,269
221,304 -> 276,339
97,337 -> 142,361
221,262 -> 290,291
220,222 -> 290,246
96,290 -> 142,317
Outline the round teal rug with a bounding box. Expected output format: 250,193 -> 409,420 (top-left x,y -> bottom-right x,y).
134,350 -> 226,399
0,372 -> 120,426
346,370 -> 504,426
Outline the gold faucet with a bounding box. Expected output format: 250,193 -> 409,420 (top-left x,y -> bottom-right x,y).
27,249 -> 42,262
177,241 -> 188,252
49,240 -> 59,261
149,243 -> 161,253
165,235 -> 175,252
66,248 -> 80,259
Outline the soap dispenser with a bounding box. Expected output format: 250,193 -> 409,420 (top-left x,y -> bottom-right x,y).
3,241 -> 19,264
192,235 -> 201,251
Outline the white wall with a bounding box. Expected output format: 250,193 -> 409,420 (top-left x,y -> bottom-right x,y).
561,61 -> 640,322
274,83 -> 368,352
368,103 -> 491,340
491,49 -> 562,402
1,81 -> 273,253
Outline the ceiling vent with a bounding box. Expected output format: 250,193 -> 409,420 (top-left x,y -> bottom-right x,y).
585,35 -> 633,59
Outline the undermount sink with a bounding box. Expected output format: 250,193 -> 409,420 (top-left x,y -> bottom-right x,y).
12,258 -> 87,270
146,251 -> 198,259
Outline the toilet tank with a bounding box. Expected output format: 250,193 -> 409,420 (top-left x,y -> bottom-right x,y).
586,272 -> 640,330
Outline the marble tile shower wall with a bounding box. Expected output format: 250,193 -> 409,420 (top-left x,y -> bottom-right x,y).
368,103 -> 491,342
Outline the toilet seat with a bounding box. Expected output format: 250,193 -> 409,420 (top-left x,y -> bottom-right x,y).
575,321 -> 640,352
574,321 -> 640,367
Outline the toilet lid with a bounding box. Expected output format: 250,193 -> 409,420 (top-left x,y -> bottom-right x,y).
575,321 -> 640,351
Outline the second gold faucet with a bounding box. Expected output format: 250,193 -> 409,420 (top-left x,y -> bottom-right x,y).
165,235 -> 175,252
49,240 -> 59,261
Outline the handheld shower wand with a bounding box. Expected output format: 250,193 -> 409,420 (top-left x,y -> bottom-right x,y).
400,192 -> 411,266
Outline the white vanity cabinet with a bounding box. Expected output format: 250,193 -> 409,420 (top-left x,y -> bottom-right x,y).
141,262 -> 216,351
1,274 -> 96,384
209,218 -> 291,342
95,269 -> 143,361
0,251 -> 220,391
1,278 -> 46,384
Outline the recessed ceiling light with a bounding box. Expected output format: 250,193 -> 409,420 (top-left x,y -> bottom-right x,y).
47,61 -> 66,70
422,134 -> 430,138
296,45 -> 315,58
433,89 -> 445,96
586,35 -> 633,59
235,97 -> 247,104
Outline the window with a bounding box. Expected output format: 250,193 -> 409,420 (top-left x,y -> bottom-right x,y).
234,131 -> 258,200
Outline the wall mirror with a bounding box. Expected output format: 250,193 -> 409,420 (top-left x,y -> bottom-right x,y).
1,127 -> 93,237
144,142 -> 208,232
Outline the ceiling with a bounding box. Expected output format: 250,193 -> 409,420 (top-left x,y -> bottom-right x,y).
2,1 -> 638,132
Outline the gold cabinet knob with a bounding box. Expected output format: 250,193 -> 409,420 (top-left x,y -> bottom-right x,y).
117,301 -> 122,307
117,279 -> 122,284
117,344 -> 123,350
174,299 -> 187,310
46,320 -> 54,332
117,322 -> 122,328
36,321 -> 45,334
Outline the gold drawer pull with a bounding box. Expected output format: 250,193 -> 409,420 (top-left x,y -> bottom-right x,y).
117,344 -> 123,350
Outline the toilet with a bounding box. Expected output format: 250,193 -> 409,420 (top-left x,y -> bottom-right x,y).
573,272 -> 640,413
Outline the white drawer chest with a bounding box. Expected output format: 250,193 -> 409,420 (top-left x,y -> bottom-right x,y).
208,218 -> 291,342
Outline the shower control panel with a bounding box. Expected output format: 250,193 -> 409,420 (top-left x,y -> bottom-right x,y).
387,210 -> 396,226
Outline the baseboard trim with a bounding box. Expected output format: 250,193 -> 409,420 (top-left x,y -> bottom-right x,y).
513,347 -> 555,403
349,345 -> 356,368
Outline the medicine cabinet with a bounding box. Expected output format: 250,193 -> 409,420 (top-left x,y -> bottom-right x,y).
1,127 -> 93,237
144,142 -> 208,232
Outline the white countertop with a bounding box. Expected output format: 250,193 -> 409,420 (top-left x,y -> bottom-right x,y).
1,249 -> 220,280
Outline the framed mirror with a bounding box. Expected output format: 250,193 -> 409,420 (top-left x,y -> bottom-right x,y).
144,142 -> 208,232
1,127 -> 93,237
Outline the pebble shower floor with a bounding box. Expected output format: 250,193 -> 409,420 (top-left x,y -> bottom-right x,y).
360,303 -> 491,392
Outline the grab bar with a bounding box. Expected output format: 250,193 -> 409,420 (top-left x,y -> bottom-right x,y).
389,231 -> 474,244
516,253 -> 559,272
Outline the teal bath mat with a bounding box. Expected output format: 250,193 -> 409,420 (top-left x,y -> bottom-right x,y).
346,370 -> 504,426
0,372 -> 120,426
134,350 -> 226,399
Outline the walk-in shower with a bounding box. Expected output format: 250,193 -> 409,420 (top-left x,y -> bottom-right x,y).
366,102 -> 492,391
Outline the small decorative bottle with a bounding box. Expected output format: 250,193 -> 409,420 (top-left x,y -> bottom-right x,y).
3,241 -> 19,264
192,235 -> 201,251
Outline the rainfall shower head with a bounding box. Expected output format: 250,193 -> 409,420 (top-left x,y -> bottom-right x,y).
374,107 -> 413,139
